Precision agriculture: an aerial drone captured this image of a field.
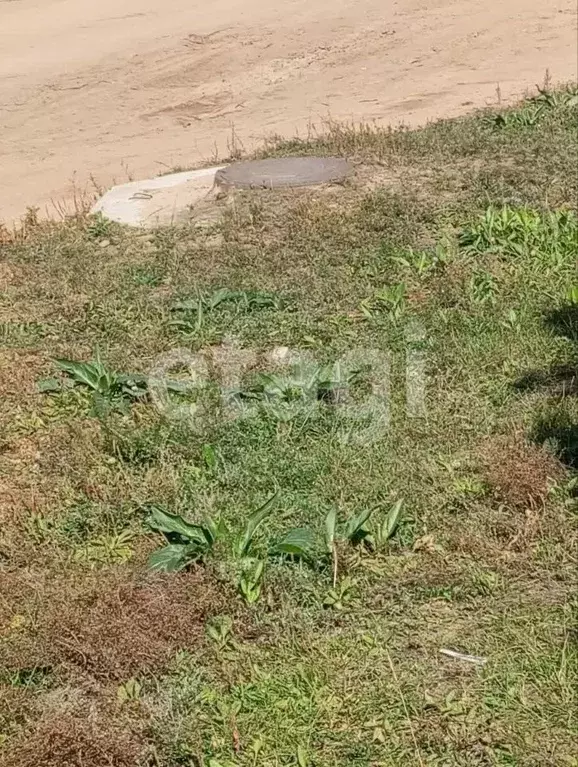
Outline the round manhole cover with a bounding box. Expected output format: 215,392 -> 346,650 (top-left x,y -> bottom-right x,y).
215,156 -> 352,190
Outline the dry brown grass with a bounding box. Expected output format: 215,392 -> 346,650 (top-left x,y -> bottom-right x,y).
0,263 -> 16,291
0,685 -> 33,732
0,350 -> 46,401
0,712 -> 144,767
479,434 -> 564,509
0,568 -> 229,681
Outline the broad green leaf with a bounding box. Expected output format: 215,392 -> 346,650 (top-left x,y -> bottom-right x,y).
147,506 -> 210,546
345,507 -> 374,541
168,317 -> 196,327
245,291 -> 281,310
55,357 -> 119,395
254,372 -> 283,395
324,508 -> 337,553
273,527 -> 316,558
381,499 -> 403,541
116,373 -> 147,385
147,544 -> 191,572
206,615 -> 232,645
252,559 -> 265,582
236,492 -> 277,557
117,678 -> 142,704
240,583 -> 261,604
202,515 -> 220,546
55,359 -> 104,391
164,380 -> 192,394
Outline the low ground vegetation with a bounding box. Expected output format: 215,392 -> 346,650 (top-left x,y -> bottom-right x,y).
0,86 -> 577,766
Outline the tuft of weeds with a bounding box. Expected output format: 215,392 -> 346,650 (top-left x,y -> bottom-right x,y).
43,356 -> 147,398
484,85 -> 578,130
360,282 -> 407,320
459,205 -> 578,265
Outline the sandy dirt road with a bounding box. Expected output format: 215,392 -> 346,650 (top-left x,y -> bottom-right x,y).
0,0 -> 576,223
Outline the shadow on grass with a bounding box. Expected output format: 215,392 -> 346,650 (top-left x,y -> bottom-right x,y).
513,365 -> 577,396
515,303 -> 578,468
531,418 -> 578,469
545,303 -> 578,342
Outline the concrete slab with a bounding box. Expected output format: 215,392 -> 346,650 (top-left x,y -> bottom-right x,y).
91,166 -> 226,227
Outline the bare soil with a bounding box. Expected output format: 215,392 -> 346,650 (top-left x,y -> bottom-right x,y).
0,0 -> 576,223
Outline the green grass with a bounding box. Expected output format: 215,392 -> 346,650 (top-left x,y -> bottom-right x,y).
0,86 -> 577,767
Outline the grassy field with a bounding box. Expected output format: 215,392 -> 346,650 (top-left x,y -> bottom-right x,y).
0,86 -> 577,767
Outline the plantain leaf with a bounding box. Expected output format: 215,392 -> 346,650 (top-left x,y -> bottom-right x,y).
252,558 -> 265,582
297,745 -> 309,767
206,288 -> 238,309
238,558 -> 265,603
236,492 -> 277,557
202,515 -> 220,546
381,499 -> 403,541
55,359 -> 104,391
324,508 -> 337,553
345,507 -> 374,542
55,358 -> 119,395
147,544 -> 191,572
116,373 -> 148,400
273,527 -> 316,559
244,291 -> 282,310
202,444 -> 217,470
147,506 -> 211,546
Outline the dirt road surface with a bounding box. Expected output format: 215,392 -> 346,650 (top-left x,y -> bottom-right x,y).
1,0 -> 576,224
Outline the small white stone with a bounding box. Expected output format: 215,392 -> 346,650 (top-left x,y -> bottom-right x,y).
270,346 -> 290,362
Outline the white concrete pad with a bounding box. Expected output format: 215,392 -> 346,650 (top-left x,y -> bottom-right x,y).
91,166 -> 226,227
